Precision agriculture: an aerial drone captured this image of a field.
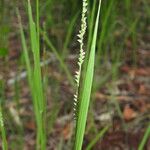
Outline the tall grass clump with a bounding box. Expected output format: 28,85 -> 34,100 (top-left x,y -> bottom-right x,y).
18,0 -> 46,149
74,0 -> 102,149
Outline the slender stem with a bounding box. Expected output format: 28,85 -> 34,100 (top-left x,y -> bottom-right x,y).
138,124 -> 150,150
0,105 -> 8,150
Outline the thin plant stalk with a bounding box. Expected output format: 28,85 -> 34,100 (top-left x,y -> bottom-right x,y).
18,0 -> 47,148
86,125 -> 110,150
42,33 -> 74,86
97,0 -> 114,62
62,12 -> 79,58
28,0 -> 46,148
138,124 -> 150,150
0,105 -> 8,150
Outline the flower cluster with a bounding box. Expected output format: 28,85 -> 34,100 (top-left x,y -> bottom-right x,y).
73,0 -> 88,120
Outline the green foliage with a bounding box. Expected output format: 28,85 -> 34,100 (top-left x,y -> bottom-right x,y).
138,124 -> 150,150
74,1 -> 102,149
0,48 -> 8,57
0,0 -> 149,149
42,32 -> 74,86
0,106 -> 7,150
18,0 -> 46,148
86,125 -> 110,150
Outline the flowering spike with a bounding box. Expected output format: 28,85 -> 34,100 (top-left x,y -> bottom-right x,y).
73,0 -> 88,121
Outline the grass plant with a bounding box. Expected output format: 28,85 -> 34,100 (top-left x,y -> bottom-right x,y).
74,0 -> 102,149
0,0 -> 149,149
18,0 -> 47,148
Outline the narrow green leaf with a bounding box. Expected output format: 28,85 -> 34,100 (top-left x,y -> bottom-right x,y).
42,32 -> 74,86
0,105 -> 8,150
86,126 -> 110,150
138,124 -> 150,150
74,1 -> 102,150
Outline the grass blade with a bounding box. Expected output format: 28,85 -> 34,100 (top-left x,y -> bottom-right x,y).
27,0 -> 46,149
18,0 -> 47,148
62,12 -> 79,58
0,105 -> 8,150
138,124 -> 150,150
17,10 -> 32,88
86,125 -> 110,150
74,1 -> 102,149
42,32 -> 74,86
